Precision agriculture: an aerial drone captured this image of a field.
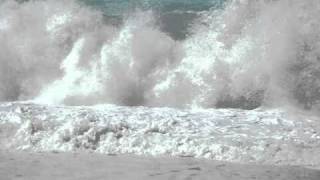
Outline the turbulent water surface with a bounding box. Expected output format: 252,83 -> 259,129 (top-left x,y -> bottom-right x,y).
0,0 -> 320,110
1,102 -> 320,169
1,0 -> 320,172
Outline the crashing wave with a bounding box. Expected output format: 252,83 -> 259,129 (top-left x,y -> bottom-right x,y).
1,0 -> 320,110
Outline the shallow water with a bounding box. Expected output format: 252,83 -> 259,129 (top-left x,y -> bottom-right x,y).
1,102 -> 320,168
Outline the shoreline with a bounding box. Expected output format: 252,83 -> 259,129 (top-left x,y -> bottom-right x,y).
1,151 -> 319,180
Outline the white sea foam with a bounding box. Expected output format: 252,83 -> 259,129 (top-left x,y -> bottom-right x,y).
0,18 -> 9,31
1,102 -> 320,168
1,0 -> 320,111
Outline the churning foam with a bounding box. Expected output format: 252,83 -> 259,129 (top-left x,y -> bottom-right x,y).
1,0 -> 320,110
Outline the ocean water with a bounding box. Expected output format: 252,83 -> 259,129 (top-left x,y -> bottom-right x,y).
1,1 -> 320,168
81,0 -> 225,39
2,102 -> 320,168
81,0 -> 224,14
1,0 -> 320,110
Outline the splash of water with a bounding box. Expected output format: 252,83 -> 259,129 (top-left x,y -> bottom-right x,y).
1,0 -> 320,110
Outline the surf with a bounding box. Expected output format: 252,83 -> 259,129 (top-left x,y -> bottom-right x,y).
0,0 -> 320,111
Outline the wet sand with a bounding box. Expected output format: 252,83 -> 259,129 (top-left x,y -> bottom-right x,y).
1,151 -> 319,180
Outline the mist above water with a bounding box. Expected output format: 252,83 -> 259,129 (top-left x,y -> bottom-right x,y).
1,0 -> 320,110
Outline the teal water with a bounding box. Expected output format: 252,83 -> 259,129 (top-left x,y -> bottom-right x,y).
78,0 -> 225,39
80,0 -> 226,15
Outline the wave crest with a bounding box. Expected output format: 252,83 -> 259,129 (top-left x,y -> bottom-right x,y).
1,0 -> 320,110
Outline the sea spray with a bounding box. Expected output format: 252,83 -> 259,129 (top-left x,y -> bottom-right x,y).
1,0 -> 320,110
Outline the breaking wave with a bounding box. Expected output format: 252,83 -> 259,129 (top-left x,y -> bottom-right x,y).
1,0 -> 320,110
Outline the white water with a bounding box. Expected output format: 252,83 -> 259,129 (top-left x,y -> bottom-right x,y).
1,102 -> 320,168
1,1 -> 320,171
1,0 -> 320,110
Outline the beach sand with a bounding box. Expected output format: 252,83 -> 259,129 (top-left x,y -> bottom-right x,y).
1,151 -> 319,180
